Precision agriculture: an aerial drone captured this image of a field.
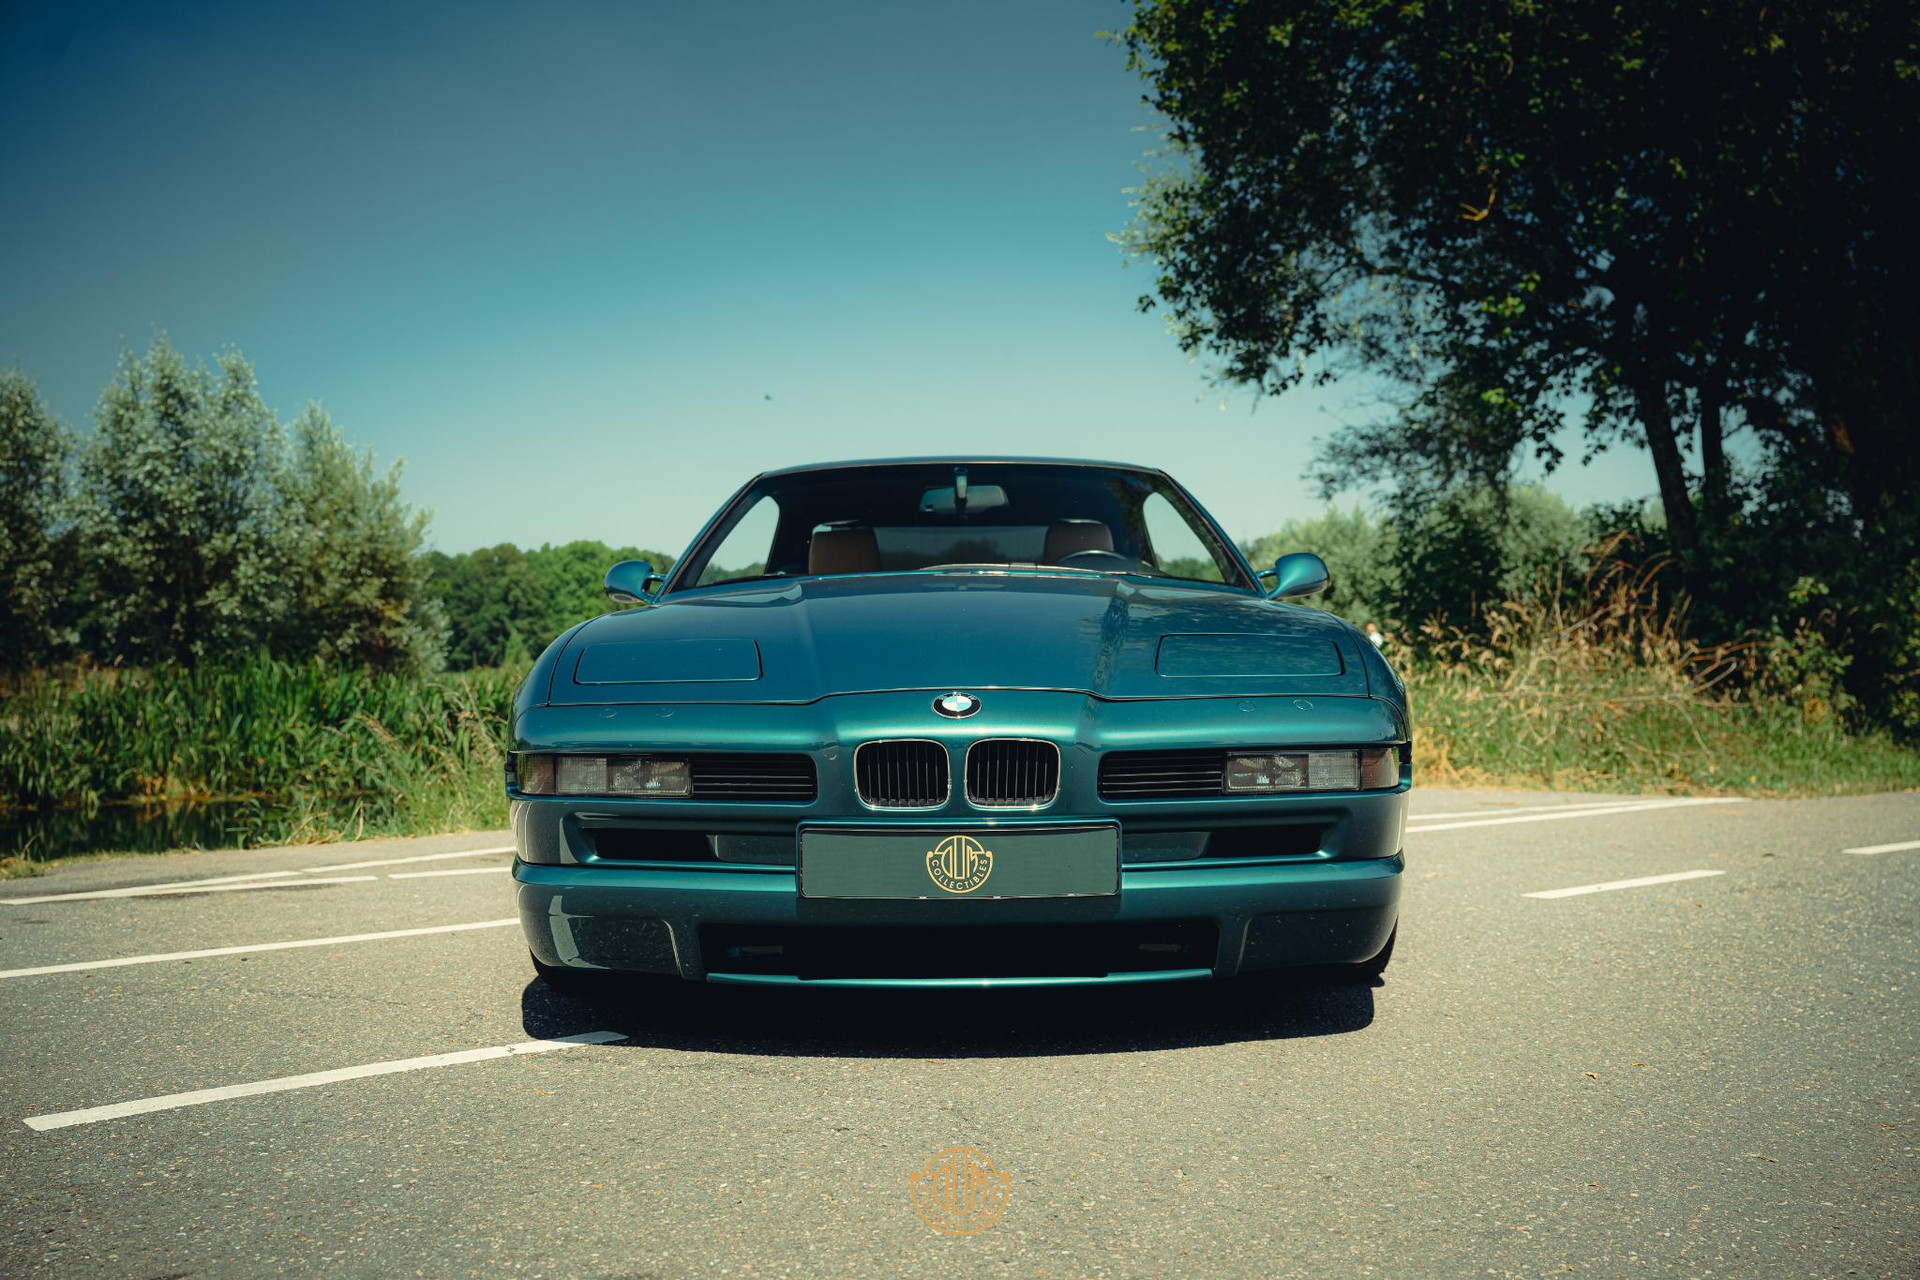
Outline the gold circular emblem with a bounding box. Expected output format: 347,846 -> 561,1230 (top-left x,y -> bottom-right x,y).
926,834 -> 993,894
909,1145 -> 1010,1236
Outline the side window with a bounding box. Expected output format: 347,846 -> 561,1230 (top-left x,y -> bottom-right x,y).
696,496 -> 780,586
1140,492 -> 1225,583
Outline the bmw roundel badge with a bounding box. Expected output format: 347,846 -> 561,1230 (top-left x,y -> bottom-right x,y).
934,691 -> 982,719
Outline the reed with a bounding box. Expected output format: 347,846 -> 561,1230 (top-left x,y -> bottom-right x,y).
0,656 -> 522,850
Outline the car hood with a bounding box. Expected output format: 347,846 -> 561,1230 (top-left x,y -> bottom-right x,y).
545,572 -> 1372,704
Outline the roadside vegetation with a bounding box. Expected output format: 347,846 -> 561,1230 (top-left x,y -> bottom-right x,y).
0,658 -> 518,842
3,321 -> 1916,869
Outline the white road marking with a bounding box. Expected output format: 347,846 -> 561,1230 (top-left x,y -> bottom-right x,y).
1,844 -> 516,905
387,866 -> 513,880
1524,869 -> 1726,899
1,874 -> 375,904
1408,797 -> 1744,834
1409,797 -> 1654,822
1843,838 -> 1920,856
0,870 -> 298,903
22,1031 -> 624,1131
0,918 -> 521,980
300,846 -> 515,873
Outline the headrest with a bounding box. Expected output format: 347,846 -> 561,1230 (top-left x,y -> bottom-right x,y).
1043,520 -> 1115,563
808,528 -> 880,575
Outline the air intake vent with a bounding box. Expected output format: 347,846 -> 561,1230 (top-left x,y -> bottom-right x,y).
1098,749 -> 1226,799
688,754 -> 816,802
966,739 -> 1060,807
854,740 -> 949,808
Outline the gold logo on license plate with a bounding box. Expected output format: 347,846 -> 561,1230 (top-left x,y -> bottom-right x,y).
926,834 -> 993,893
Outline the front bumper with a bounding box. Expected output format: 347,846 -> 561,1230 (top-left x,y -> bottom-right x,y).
516,843 -> 1401,987
512,688 -> 1406,986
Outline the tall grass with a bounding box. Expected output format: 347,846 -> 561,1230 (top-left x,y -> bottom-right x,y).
0,656 -> 524,849
1402,552 -> 1920,795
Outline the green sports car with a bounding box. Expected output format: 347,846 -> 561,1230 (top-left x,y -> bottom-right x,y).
510,458 -> 1407,988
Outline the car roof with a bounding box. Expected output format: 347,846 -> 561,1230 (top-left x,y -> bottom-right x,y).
757,456 -> 1166,479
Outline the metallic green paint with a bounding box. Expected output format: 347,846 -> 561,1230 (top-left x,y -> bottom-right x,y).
540,573 -> 1370,706
511,459 -> 1408,987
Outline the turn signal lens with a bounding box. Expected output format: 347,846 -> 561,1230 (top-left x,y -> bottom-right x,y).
513,752 -> 556,795
1224,747 -> 1401,793
1359,746 -> 1400,789
510,753 -> 692,797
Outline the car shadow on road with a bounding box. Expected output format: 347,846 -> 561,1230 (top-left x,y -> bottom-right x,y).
520,971 -> 1376,1058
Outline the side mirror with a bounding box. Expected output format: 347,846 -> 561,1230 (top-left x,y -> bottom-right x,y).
604,560 -> 665,607
1262,552 -> 1330,600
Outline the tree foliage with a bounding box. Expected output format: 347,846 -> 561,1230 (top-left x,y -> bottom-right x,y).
6,345 -> 673,678
1121,0 -> 1920,727
1244,486 -> 1593,634
273,405 -> 448,672
76,338 -> 283,667
424,541 -> 675,670
65,339 -> 445,673
0,372 -> 73,672
1119,0 -> 1918,548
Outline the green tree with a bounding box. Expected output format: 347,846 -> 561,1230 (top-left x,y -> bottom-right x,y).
273,404 -> 447,673
75,338 -> 282,666
0,372 -> 72,671
1119,2 -> 1919,565
1242,487 -> 1590,632
426,540 -> 676,669
427,543 -> 550,670
1389,487 -> 1590,635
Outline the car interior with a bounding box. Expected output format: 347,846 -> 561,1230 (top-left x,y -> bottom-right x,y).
682,463 -> 1243,590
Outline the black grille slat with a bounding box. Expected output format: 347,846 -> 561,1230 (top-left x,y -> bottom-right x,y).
966,740 -> 1060,807
1099,750 -> 1227,799
686,754 -> 816,802
856,740 -> 948,808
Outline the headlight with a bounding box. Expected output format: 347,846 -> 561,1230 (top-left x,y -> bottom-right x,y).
510,753 -> 692,797
1225,746 -> 1400,793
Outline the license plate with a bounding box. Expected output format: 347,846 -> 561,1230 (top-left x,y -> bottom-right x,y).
798,825 -> 1120,900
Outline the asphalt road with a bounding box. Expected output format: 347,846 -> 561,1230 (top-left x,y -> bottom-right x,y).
1,788 -> 1915,1277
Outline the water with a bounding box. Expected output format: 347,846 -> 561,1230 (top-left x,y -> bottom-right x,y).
0,800 -> 304,862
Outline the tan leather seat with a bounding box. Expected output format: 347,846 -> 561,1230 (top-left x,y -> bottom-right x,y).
809,528 -> 880,575
1043,520 -> 1114,564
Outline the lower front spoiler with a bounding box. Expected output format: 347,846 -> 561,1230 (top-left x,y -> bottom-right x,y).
516,855 -> 1402,987
707,968 -> 1215,990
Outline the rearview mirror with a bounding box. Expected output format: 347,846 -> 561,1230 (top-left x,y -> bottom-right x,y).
918,483 -> 1008,515
1262,552 -> 1330,600
604,560 -> 665,607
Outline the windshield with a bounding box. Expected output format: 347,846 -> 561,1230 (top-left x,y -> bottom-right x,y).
671,462 -> 1254,593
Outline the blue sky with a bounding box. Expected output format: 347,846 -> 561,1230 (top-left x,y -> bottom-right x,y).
1,0 -> 1660,555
